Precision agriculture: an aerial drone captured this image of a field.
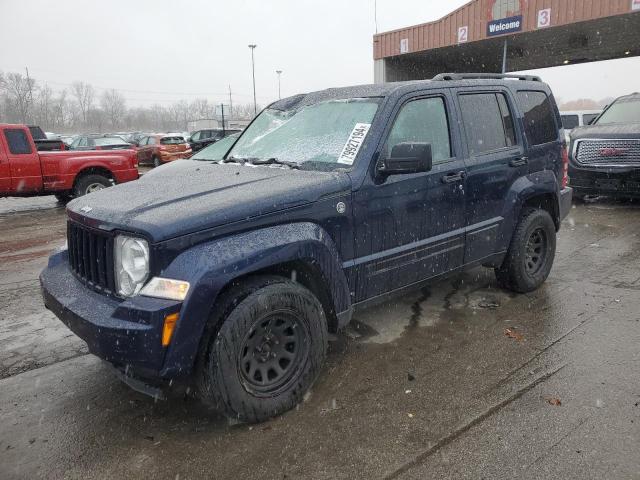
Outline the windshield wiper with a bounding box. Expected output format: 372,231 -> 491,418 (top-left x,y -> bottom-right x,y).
220,156 -> 249,164
249,158 -> 300,169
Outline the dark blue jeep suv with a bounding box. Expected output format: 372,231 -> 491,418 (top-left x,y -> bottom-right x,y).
41,73 -> 572,422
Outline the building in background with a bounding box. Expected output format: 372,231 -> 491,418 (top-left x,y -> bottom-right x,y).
373,0 -> 640,83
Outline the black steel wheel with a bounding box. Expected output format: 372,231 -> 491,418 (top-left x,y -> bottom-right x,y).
524,228 -> 548,275
238,310 -> 309,396
495,208 -> 556,293
197,275 -> 327,423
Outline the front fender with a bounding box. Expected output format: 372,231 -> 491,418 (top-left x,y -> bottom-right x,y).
159,222 -> 351,377
497,171 -> 560,253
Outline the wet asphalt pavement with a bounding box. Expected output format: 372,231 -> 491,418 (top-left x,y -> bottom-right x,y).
0,196 -> 639,479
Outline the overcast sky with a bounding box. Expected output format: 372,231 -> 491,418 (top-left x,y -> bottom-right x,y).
1,0 -> 638,107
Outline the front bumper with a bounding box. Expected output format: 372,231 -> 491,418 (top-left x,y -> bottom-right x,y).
40,250 -> 182,378
569,164 -> 640,197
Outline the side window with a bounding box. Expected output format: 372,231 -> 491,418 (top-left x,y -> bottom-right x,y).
384,97 -> 452,163
517,91 -> 558,145
4,129 -> 32,154
78,137 -> 88,147
191,131 -> 201,141
71,137 -> 81,148
459,93 -> 515,155
561,115 -> 579,129
148,137 -> 156,145
496,94 -> 516,147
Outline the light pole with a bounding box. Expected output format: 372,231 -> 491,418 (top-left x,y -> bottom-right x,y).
276,70 -> 283,99
248,44 -> 257,116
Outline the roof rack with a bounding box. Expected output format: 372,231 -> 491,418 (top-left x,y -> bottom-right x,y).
432,73 -> 542,82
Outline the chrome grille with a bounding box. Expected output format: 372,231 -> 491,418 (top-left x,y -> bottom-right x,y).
576,139 -> 640,166
67,221 -> 115,293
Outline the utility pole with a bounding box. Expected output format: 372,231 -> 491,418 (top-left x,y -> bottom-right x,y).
276,70 -> 283,99
374,0 -> 378,34
220,103 -> 225,134
228,84 -> 233,123
248,44 -> 257,116
25,67 -> 34,123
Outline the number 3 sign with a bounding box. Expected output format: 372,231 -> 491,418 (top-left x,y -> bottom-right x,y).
538,8 -> 551,28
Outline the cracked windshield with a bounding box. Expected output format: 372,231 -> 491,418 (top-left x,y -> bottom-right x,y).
1,0 -> 639,479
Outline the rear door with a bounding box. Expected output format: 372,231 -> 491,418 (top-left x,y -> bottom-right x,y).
138,136 -> 152,162
456,88 -> 528,263
1,127 -> 43,193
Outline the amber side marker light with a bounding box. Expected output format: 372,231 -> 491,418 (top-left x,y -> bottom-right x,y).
162,313 -> 179,347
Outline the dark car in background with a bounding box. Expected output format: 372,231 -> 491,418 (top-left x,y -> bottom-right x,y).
190,132 -> 240,161
28,125 -> 67,151
568,92 -> 640,199
69,135 -> 134,151
188,128 -> 241,153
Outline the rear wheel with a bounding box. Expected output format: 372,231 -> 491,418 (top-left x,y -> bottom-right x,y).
54,192 -> 73,203
73,174 -> 111,197
153,156 -> 161,168
495,208 -> 556,293
197,275 -> 328,423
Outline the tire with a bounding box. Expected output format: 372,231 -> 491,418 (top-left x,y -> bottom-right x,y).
73,174 -> 111,197
197,275 -> 328,423
495,208 -> 556,293
54,192 -> 73,203
153,156 -> 161,168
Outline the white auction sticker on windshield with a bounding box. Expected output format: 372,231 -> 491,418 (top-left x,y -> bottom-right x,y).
337,123 -> 371,165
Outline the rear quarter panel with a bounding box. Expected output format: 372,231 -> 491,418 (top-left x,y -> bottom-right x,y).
39,150 -> 138,191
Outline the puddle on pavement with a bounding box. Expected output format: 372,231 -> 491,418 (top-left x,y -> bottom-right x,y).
347,270 -> 514,344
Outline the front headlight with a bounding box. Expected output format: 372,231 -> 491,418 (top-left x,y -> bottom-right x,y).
114,235 -> 149,297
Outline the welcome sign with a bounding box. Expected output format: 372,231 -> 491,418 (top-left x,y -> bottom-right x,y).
487,15 -> 523,36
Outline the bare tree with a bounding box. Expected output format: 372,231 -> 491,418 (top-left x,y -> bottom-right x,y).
36,83 -> 54,128
71,81 -> 94,125
0,69 -> 262,132
100,89 -> 126,130
4,72 -> 36,123
51,90 -> 71,131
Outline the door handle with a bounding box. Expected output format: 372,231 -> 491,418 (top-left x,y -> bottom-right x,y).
441,171 -> 465,184
509,156 -> 529,167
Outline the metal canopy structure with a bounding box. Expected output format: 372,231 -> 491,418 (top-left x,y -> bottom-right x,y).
373,0 -> 640,83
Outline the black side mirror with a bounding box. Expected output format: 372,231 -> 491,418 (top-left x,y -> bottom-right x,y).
378,142 -> 433,176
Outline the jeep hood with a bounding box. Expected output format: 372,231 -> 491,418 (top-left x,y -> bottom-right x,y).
67,160 -> 352,242
570,122 -> 640,141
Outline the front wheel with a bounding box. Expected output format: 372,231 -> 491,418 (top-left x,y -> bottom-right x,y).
73,174 -> 111,197
197,276 -> 328,423
495,208 -> 556,293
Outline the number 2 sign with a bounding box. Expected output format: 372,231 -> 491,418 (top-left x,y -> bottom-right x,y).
458,26 -> 468,43
537,8 -> 551,28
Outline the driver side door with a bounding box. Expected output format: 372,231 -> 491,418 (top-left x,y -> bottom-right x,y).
350,91 -> 467,302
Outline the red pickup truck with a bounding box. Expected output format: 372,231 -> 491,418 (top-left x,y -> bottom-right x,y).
0,124 -> 139,201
